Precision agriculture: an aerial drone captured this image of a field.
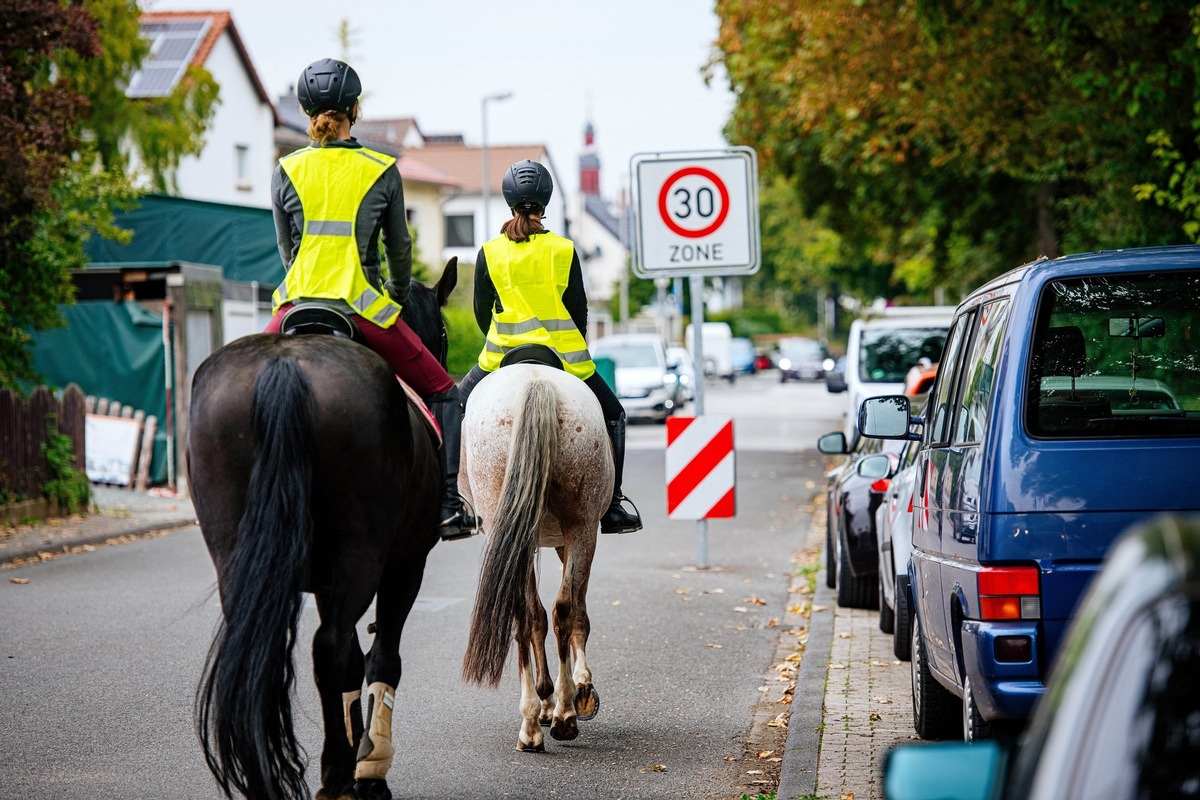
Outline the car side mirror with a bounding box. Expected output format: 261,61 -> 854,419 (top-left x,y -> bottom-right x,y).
883,741 -> 1005,800
825,370 -> 848,394
816,431 -> 849,455
860,395 -> 917,439
857,453 -> 893,479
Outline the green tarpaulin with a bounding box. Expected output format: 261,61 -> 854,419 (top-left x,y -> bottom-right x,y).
85,193 -> 283,285
33,301 -> 170,484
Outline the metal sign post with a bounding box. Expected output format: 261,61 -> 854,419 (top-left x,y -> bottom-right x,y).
630,148 -> 760,568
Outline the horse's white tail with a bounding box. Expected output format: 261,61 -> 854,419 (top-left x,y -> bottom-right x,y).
462,377 -> 559,688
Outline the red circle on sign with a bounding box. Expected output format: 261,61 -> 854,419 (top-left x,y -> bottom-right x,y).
657,166 -> 730,239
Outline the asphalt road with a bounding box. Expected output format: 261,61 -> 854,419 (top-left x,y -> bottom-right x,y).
0,374 -> 842,799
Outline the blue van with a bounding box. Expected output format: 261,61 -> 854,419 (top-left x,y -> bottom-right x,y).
859,245 -> 1200,742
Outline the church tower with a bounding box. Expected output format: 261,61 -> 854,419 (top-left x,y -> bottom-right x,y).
579,121 -> 600,196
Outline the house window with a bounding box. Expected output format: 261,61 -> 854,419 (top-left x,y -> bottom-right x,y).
235,144 -> 251,191
445,213 -> 474,248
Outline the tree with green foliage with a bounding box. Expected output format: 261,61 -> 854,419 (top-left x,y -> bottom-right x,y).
1,0 -> 220,390
1,0 -> 102,388
712,1 -> 1197,307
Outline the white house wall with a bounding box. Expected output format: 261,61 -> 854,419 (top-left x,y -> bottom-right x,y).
171,32 -> 275,208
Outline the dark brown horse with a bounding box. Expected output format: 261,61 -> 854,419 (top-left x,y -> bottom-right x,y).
189,264 -> 457,800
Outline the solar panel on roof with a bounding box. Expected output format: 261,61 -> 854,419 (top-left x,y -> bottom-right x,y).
125,19 -> 211,99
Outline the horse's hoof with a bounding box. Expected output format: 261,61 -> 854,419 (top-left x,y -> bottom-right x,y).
353,778 -> 392,800
551,716 -> 579,741
539,714 -> 552,727
517,737 -> 545,752
575,685 -> 600,721
315,789 -> 355,800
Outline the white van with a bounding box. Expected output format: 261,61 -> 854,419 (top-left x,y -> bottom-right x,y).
832,307 -> 955,440
685,322 -> 734,382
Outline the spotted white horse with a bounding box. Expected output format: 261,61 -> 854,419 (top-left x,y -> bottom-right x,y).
459,363 -> 610,751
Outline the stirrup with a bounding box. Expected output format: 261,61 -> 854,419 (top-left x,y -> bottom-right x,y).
439,496 -> 480,541
601,495 -> 642,534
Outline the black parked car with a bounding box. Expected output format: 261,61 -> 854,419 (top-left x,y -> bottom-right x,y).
884,514 -> 1200,799
817,429 -> 905,609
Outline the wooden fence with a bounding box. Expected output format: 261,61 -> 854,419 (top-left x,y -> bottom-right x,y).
0,384 -> 86,508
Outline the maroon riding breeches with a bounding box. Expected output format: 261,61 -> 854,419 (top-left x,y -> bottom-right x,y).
265,304 -> 455,398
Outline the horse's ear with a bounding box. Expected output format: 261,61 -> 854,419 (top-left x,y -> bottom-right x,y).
436,257 -> 459,307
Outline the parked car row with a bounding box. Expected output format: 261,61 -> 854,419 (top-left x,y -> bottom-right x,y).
819,245 -> 1200,757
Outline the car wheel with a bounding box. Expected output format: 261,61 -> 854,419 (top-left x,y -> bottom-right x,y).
911,612 -> 958,740
835,525 -> 878,609
779,373 -> 787,383
962,676 -> 993,742
893,579 -> 912,661
825,504 -> 837,589
878,573 -> 895,634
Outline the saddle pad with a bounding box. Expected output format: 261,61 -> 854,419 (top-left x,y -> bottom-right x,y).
397,377 -> 442,447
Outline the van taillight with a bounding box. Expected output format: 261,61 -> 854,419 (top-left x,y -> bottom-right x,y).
978,567 -> 1040,621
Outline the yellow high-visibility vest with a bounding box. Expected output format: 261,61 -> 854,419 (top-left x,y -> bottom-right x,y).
479,232 -> 595,379
272,146 -> 402,328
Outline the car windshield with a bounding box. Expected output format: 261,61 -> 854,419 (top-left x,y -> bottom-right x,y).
859,328 -> 948,383
1027,270 -> 1200,438
594,343 -> 659,368
782,339 -> 823,359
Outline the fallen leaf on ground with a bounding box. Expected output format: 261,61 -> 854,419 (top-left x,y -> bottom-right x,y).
743,596 -> 767,605
756,750 -> 774,758
638,764 -> 667,773
9,577 -> 30,585
707,643 -> 723,648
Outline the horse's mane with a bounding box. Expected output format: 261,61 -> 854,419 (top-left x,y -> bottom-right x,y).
400,280 -> 443,356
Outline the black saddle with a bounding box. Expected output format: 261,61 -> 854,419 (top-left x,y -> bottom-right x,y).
499,344 -> 564,370
280,302 -> 366,345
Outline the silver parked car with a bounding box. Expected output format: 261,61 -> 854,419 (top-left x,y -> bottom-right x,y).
591,333 -> 677,423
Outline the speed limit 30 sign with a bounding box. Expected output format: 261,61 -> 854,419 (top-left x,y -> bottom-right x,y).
630,148 -> 760,278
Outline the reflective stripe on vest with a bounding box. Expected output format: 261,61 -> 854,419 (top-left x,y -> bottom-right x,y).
479,232 -> 595,379
272,146 -> 402,328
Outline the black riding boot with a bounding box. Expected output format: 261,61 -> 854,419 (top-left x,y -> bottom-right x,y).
601,416 -> 643,534
429,389 -> 478,540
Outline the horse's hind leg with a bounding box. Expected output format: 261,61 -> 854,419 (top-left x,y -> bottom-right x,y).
313,595 -> 367,800
557,542 -> 598,725
517,566 -> 554,752
354,559 -> 425,799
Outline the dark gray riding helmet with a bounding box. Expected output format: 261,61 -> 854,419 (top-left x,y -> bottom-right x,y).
297,58 -> 361,117
502,160 -> 553,212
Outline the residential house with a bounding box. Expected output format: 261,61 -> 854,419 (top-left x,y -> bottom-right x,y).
129,11 -> 280,208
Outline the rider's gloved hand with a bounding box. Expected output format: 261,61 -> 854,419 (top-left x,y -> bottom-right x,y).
384,279 -> 407,306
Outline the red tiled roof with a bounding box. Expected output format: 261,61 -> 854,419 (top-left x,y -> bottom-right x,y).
139,10 -> 281,126
414,143 -> 552,194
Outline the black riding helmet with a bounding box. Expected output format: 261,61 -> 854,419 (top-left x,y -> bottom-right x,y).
297,58 -> 361,118
502,160 -> 553,213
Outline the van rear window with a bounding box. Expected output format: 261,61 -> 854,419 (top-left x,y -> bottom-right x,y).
859,328 -> 948,383
1027,271 -> 1200,438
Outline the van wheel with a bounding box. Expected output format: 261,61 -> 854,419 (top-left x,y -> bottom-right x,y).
911,613 -> 958,740
962,677 -> 993,741
893,580 -> 912,661
825,507 -> 837,589
878,573 -> 895,634
835,528 -> 878,609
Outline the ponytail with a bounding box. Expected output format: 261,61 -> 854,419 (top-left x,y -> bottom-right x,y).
501,210 -> 546,243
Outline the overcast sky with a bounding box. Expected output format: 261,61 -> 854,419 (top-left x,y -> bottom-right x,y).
145,0 -> 735,202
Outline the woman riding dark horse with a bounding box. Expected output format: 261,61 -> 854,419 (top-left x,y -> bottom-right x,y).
456,159 -> 642,534
264,57 -> 475,541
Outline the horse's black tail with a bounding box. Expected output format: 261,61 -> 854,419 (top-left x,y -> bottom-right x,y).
462,378 -> 558,688
196,355 -> 314,800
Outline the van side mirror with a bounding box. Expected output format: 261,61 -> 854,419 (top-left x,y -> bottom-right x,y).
1109,316 -> 1164,338
883,741 -> 1004,800
860,395 -> 918,439
825,369 -> 848,394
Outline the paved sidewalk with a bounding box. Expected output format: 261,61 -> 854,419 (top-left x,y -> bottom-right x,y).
0,485 -> 196,566
778,504 -> 916,800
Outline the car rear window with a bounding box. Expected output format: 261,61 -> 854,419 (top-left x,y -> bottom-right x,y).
1027,270 -> 1200,438
859,327 -> 947,383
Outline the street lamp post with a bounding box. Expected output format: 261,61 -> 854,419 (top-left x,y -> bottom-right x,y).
481,91 -> 513,241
